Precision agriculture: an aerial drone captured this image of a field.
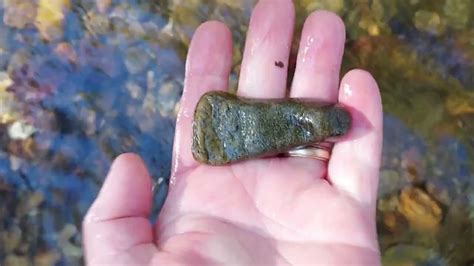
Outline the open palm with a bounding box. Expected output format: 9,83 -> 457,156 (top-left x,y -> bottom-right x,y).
84,1 -> 383,265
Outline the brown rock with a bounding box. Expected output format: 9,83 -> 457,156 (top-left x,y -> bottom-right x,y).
383,211 -> 408,233
193,92 -> 351,165
398,187 -> 442,232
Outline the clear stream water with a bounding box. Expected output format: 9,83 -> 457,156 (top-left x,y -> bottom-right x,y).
0,0 -> 473,265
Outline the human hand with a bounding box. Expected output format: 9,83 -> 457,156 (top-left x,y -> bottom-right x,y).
83,1 -> 383,265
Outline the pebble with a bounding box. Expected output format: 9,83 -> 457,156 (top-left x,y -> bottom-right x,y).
383,211 -> 408,233
157,79 -> 182,117
3,0 -> 37,29
84,11 -> 110,36
81,109 -> 97,136
9,155 -> 23,171
4,255 -> 29,266
378,194 -> 400,212
398,186 -> 442,232
414,10 -> 444,35
55,42 -> 78,63
96,0 -> 112,13
1,225 -> 22,252
0,24 -> 11,53
443,0 -> 470,29
35,0 -> 70,41
367,24 -> 380,36
59,224 -> 83,258
382,244 -> 444,265
400,147 -> 425,183
0,72 -> 20,124
124,46 -> 151,74
446,91 -> 474,115
8,120 -> 36,140
426,179 -> 453,206
16,191 -> 44,217
0,71 -> 13,90
7,49 -> 30,74
34,250 -> 61,266
128,21 -> 146,39
79,40 -> 120,77
379,169 -> 403,197
126,81 -> 144,99
193,92 -> 351,165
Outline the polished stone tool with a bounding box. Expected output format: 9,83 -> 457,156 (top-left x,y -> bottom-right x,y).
192,91 -> 351,165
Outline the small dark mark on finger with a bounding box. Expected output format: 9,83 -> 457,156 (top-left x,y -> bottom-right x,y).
275,61 -> 284,68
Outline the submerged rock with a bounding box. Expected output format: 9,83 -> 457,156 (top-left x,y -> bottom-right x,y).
382,244 -> 445,266
192,92 -> 351,165
414,10 -> 444,35
3,0 -> 37,29
35,0 -> 70,41
398,186 -> 442,232
8,120 -> 36,140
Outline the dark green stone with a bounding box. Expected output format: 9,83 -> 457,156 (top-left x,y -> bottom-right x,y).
192,91 -> 351,165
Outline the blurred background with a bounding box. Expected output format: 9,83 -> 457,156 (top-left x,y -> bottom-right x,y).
0,0 -> 473,265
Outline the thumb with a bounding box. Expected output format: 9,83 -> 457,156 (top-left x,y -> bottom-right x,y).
328,70 -> 383,208
83,153 -> 157,264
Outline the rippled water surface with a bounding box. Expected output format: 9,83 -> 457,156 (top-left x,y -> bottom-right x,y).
0,0 -> 473,265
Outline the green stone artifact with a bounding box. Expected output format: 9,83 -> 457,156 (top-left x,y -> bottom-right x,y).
192,91 -> 351,165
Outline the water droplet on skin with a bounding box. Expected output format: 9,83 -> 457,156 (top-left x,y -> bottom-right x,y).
169,152 -> 180,186
182,108 -> 192,118
84,211 -> 101,224
302,47 -> 310,63
343,83 -> 353,98
249,37 -> 262,55
169,174 -> 177,186
301,36 -> 313,63
302,36 -> 321,63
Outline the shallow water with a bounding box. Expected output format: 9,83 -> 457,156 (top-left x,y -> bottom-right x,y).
0,0 -> 473,265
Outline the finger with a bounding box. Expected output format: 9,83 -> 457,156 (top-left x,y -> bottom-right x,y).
291,10 -> 345,102
83,153 -> 156,264
237,0 -> 295,98
288,11 -> 345,178
328,70 -> 383,207
172,21 -> 233,175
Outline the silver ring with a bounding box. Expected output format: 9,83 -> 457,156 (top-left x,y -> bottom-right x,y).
284,142 -> 333,162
